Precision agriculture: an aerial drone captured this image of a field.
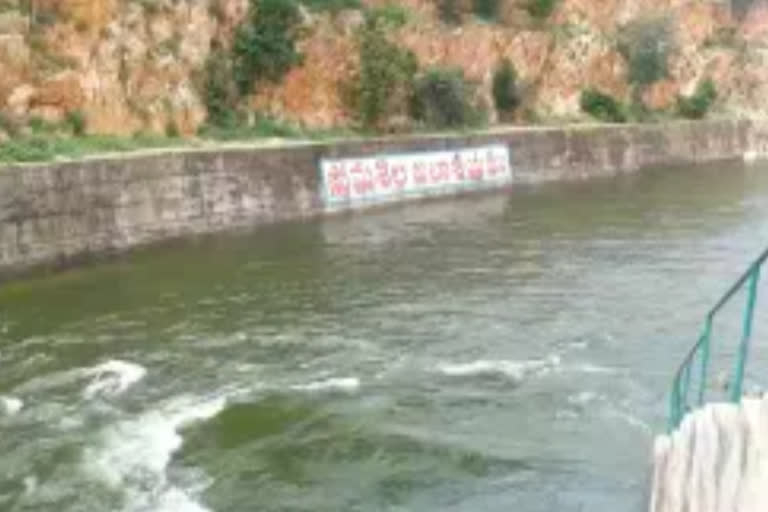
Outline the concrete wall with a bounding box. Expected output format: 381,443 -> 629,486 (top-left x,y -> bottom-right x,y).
650,395 -> 768,512
0,120 -> 762,277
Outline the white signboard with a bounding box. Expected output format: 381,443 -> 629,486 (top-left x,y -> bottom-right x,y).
319,145 -> 511,207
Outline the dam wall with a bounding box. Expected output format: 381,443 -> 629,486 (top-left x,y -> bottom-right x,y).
0,120 -> 762,277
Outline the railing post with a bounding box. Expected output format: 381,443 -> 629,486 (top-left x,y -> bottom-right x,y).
668,247 -> 768,428
731,266 -> 761,402
681,362 -> 691,413
669,377 -> 680,431
698,321 -> 712,406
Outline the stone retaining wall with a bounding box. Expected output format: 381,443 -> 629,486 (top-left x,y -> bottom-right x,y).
0,120 -> 761,277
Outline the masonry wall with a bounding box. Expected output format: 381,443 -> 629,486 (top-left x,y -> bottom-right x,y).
0,120 -> 762,277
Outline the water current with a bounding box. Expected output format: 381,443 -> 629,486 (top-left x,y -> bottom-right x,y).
2,160 -> 768,511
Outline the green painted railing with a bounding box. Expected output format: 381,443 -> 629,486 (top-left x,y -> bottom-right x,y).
669,246 -> 768,430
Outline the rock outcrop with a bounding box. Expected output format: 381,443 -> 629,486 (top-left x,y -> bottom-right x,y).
0,0 -> 764,135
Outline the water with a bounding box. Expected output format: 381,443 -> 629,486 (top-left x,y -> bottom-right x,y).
2,160 -> 768,512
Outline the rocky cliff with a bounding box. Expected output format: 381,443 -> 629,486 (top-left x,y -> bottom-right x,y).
0,0 -> 765,137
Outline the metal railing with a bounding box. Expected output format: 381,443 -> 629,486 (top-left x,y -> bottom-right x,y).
669,246 -> 768,430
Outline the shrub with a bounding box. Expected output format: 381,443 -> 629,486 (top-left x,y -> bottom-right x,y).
365,3 -> 409,27
410,67 -> 480,129
0,135 -> 56,162
347,19 -> 418,129
523,0 -> 558,20
28,116 -> 48,133
232,0 -> 302,95
202,46 -> 239,128
65,110 -> 87,136
301,0 -> 361,13
492,58 -> 520,115
435,0 -> 461,24
627,95 -> 652,122
251,114 -> 301,137
198,113 -> 300,140
676,79 -> 717,120
0,134 -> 181,163
580,88 -> 627,123
472,0 -> 499,21
165,119 -> 180,138
618,17 -> 674,87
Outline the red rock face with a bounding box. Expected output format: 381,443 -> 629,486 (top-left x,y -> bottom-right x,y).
32,72 -> 85,113
0,0 -> 764,135
255,0 -> 762,127
252,19 -> 359,127
742,1 -> 768,41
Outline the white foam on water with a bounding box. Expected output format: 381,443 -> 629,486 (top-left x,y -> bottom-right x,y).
0,395 -> 24,416
290,377 -> 361,393
567,363 -> 619,375
567,391 -> 599,406
22,475 -> 37,496
14,359 -> 147,398
82,360 -> 147,399
605,407 -> 652,434
83,394 -> 226,512
555,409 -> 580,421
436,355 -> 561,382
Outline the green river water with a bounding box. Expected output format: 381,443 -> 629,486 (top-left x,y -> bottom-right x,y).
2,160 -> 768,512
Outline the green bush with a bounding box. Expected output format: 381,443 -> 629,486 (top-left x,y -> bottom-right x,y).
410,67 -> 480,129
492,58 -> 520,115
580,88 -> 627,123
165,120 -> 180,138
524,0 -> 558,20
65,110 -> 87,136
676,79 -> 717,120
472,0 -> 499,21
627,95 -> 652,122
29,115 -> 84,136
301,0 -> 361,13
618,17 -> 674,87
250,114 -> 301,137
0,135 -> 54,162
347,19 -> 418,129
202,46 -> 239,128
365,3 -> 409,27
28,116 -> 55,134
232,0 -> 302,95
435,0 -> 461,24
0,134 -> 180,163
198,112 -> 304,140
